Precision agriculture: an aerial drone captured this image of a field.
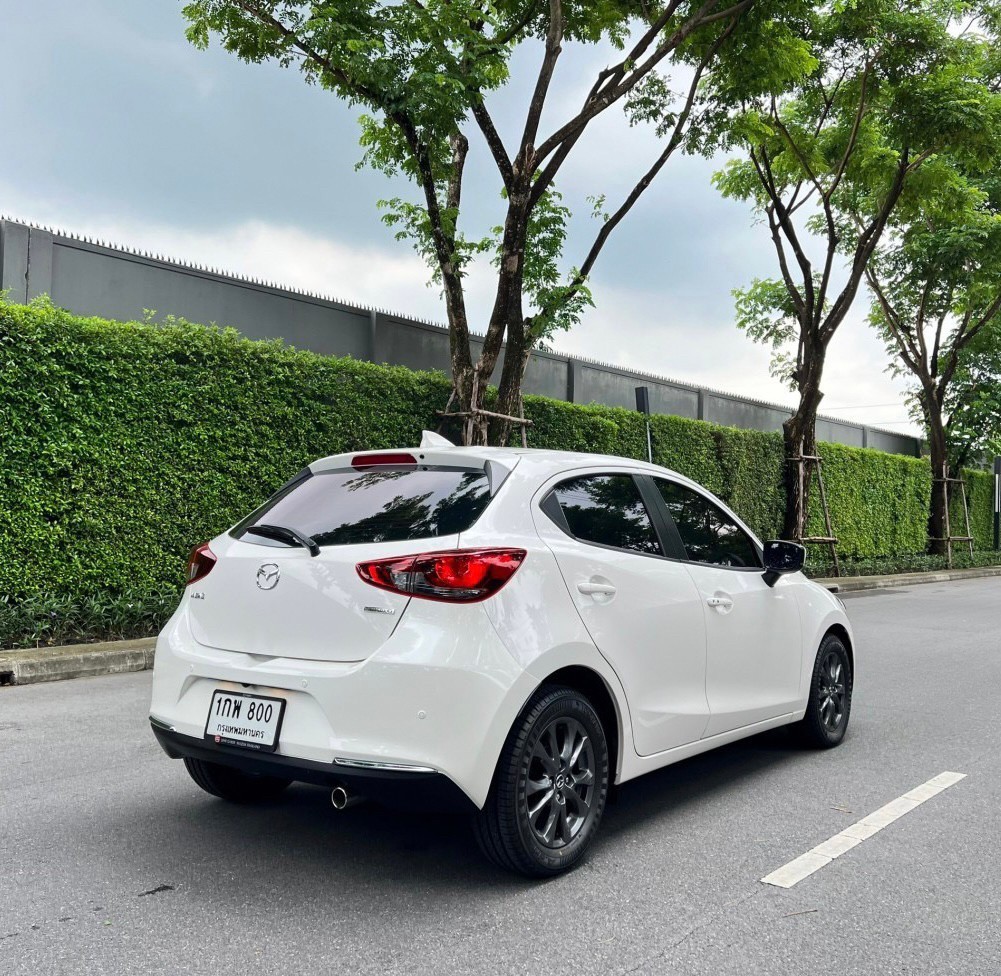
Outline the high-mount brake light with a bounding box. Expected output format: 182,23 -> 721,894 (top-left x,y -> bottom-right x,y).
186,543 -> 217,586
351,453 -> 418,469
357,548 -> 526,603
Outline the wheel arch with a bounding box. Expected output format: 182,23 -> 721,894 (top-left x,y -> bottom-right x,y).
536,665 -> 623,787
824,623 -> 854,679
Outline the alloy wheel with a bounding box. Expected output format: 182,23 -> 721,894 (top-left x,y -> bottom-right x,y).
523,716 -> 596,849
818,650 -> 846,732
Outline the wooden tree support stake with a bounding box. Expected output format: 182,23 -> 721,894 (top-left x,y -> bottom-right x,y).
437,376 -> 533,447
436,407 -> 535,425
790,455 -> 840,577
436,373 -> 533,444
933,467 -> 975,569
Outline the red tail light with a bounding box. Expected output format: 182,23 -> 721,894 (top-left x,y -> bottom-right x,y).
357,548 -> 526,602
186,543 -> 217,586
351,453 -> 418,469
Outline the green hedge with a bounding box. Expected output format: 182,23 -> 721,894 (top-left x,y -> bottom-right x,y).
0,298 -> 454,601
0,296 -> 995,645
959,470 -> 994,549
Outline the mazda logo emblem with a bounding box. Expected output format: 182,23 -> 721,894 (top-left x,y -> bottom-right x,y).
256,563 -> 280,590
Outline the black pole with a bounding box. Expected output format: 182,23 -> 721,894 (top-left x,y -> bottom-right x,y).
635,387 -> 652,463
994,456 -> 1000,550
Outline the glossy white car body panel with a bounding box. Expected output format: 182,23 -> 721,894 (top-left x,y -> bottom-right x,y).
186,533 -> 426,662
152,596 -> 533,807
150,445 -> 855,809
527,469 -> 709,757
688,561 -> 803,737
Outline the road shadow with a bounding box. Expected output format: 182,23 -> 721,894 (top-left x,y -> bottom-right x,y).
604,725 -> 806,835
107,726 -> 809,907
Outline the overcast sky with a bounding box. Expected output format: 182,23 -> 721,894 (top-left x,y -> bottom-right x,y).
2,0 -> 919,434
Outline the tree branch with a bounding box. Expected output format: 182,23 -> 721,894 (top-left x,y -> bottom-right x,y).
583,0 -> 689,105
392,113 -> 472,368
820,156 -> 910,344
519,0 -> 565,162
486,0 -> 543,47
770,57 -> 875,326
916,277 -> 936,369
967,289 -> 1001,343
532,0 -> 751,169
865,266 -> 923,375
446,131 -> 469,214
535,30 -> 730,321
824,59 -> 873,202
769,106 -> 826,203
813,61 -> 876,323
752,147 -> 816,317
939,309 -> 973,392
766,205 -> 807,318
227,0 -> 383,105
470,99 -> 514,188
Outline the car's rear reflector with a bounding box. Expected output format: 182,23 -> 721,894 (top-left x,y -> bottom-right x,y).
351,452 -> 418,468
186,543 -> 217,586
357,548 -> 526,602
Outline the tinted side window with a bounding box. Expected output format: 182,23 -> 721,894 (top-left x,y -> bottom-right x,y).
655,480 -> 761,568
234,467 -> 491,547
551,475 -> 662,555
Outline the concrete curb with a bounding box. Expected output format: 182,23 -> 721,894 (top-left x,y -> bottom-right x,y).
815,565 -> 1001,593
0,638 -> 156,686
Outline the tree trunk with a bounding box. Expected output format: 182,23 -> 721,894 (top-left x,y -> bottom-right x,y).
494,317 -> 533,445
781,339 -> 825,541
445,247 -> 523,446
444,363 -> 491,447
923,392 -> 950,557
449,184 -> 529,446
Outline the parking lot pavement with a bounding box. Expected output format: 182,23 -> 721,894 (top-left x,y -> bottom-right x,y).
2,577 -> 999,976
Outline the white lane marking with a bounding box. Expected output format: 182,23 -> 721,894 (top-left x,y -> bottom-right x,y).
761,771 -> 967,889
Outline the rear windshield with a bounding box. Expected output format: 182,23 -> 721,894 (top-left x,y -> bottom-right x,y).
233,466 -> 492,547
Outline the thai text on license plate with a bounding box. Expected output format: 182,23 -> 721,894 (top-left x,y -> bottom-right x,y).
204,690 -> 286,753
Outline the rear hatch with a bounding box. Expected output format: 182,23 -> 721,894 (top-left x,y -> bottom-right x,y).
187,455 -> 504,662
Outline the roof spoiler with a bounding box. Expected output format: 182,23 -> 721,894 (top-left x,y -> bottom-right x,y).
417,431 -> 512,495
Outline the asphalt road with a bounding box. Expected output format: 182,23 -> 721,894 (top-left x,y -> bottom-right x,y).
2,578 -> 1000,976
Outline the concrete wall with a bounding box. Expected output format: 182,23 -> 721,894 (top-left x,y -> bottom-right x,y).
0,217 -> 922,457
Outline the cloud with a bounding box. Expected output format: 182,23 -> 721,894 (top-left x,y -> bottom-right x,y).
554,277 -> 917,431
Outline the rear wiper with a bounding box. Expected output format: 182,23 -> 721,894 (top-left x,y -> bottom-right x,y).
245,523 -> 321,557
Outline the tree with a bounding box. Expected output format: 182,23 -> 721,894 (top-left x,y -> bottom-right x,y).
709,0 -> 1001,541
941,320 -> 1001,475
866,174 -> 1001,553
183,0 -> 784,445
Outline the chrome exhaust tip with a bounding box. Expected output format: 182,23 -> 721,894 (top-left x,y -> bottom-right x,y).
330,785 -> 363,811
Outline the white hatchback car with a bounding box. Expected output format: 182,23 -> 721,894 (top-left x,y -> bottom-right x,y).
150,437 -> 854,876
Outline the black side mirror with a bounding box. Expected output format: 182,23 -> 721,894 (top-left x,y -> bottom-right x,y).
762,540 -> 806,587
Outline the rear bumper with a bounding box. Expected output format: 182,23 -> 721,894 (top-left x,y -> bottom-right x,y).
151,719 -> 474,812
149,601 -> 541,809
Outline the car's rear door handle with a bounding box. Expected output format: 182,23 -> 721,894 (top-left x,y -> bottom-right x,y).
706,595 -> 733,610
578,581 -> 617,596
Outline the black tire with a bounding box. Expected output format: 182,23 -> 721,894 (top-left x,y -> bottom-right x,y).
798,633 -> 853,748
474,686 -> 609,878
183,757 -> 292,804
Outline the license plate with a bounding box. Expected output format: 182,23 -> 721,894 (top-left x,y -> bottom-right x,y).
204,690 -> 286,753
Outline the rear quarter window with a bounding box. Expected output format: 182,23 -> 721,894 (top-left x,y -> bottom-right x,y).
233,466 -> 491,547
548,474 -> 662,556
